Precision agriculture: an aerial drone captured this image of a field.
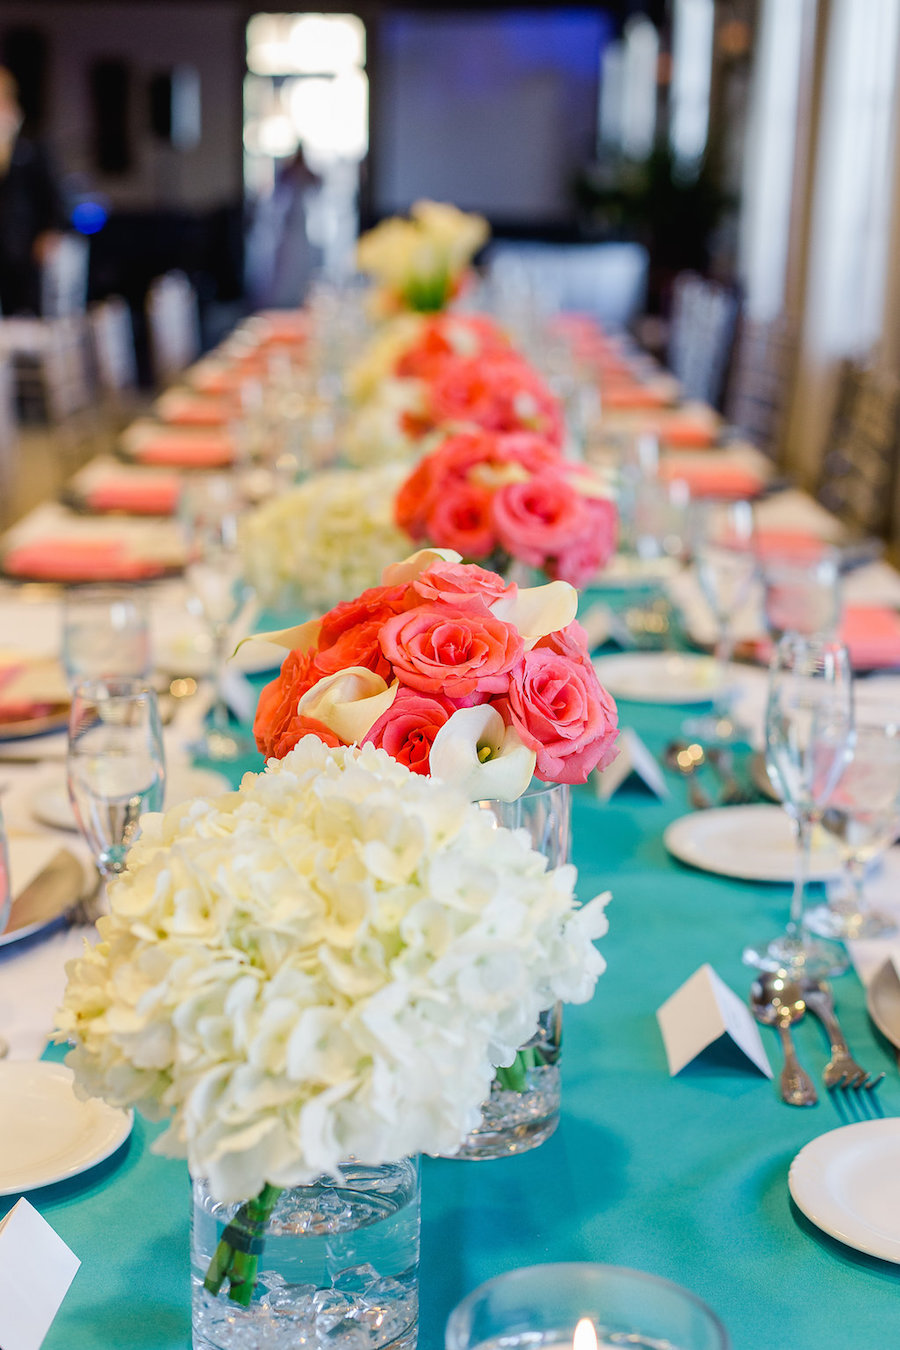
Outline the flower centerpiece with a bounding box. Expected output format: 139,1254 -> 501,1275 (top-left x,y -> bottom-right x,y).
356,199 -> 489,314
251,548 -> 619,795
239,464 -> 413,614
56,736 -> 608,1346
395,429 -> 618,588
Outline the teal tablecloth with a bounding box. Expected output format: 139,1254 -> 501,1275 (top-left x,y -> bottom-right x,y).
9,610 -> 900,1349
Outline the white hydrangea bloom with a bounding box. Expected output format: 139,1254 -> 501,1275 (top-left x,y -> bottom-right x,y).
57,739 -> 608,1203
239,464 -> 411,612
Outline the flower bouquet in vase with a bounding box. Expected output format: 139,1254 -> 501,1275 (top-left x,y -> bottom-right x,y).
356,199 -> 489,315
57,737 -> 608,1347
395,429 -> 618,589
248,547 -> 619,1158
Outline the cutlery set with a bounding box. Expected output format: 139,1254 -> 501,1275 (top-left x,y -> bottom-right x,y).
750,972 -> 884,1107
664,738 -> 758,808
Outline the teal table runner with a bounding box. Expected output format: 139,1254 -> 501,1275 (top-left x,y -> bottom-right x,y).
9,595 -> 900,1349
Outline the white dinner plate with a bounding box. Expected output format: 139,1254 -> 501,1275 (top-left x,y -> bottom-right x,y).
30,764 -> 231,832
867,958 -> 900,1051
789,1119 -> 900,1263
663,805 -> 843,883
593,651 -> 720,704
0,1061 -> 133,1195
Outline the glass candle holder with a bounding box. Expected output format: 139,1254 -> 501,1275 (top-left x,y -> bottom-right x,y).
446,1264 -> 729,1350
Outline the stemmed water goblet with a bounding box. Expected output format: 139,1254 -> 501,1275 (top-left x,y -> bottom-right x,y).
180,476 -> 255,761
761,548 -> 842,645
743,634 -> 854,978
806,702 -> 900,940
684,498 -> 757,742
67,678 -> 166,897
61,585 -> 152,688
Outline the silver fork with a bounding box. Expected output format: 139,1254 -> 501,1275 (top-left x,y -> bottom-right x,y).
800,980 -> 885,1091
706,748 -> 755,805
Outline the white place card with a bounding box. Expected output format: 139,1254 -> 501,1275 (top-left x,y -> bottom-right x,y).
657,963 -> 772,1079
593,727 -> 669,801
579,602 -> 612,651
0,1199 -> 80,1350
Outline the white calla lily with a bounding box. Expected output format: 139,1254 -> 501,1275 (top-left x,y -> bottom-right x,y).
489,581 -> 577,649
429,705 -> 536,802
297,668 -> 398,744
382,548 -> 462,587
234,616 -> 322,657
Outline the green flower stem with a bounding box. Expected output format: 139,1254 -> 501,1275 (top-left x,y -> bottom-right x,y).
495,1047 -> 538,1093
204,1182 -> 283,1307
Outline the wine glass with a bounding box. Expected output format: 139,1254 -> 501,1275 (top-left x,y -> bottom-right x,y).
61,586 -> 151,688
685,499 -> 758,742
67,678 -> 166,885
761,550 -> 842,644
806,704 -> 900,939
743,634 -> 854,978
180,476 -> 256,761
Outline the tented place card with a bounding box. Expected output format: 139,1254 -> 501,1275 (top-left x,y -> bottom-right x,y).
0,1198 -> 80,1350
594,728 -> 669,801
657,964 -> 772,1078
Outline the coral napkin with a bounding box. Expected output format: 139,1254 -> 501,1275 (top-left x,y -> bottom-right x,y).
2,539 -> 167,583
85,476 -> 181,516
754,529 -> 830,561
130,433 -> 234,468
602,382 -> 672,411
661,459 -> 766,499
841,607 -> 900,669
158,395 -> 232,427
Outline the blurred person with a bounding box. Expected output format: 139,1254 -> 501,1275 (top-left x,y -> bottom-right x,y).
0,67 -> 67,315
245,145 -> 323,309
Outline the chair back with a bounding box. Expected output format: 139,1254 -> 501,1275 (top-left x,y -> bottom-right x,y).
667,271 -> 740,408
41,234 -> 90,318
89,297 -> 139,396
0,350 -> 17,514
724,314 -> 797,457
817,359 -> 900,538
146,271 -> 201,386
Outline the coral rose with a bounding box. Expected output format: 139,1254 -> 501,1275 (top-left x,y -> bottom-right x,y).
426,480 -> 496,558
379,603 -> 523,698
548,496 -> 618,589
411,560 -> 511,608
505,645 -> 619,785
254,647 -> 340,758
362,688 -> 455,774
491,471 -> 593,568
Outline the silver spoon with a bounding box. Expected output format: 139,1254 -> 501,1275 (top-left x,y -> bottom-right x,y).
751,973 -> 818,1106
663,740 -> 712,810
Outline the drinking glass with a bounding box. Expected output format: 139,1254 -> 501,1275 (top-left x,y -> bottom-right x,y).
686,499 -> 757,741
807,710 -> 900,939
180,476 -> 255,760
446,1264 -> 729,1350
67,678 -> 166,882
61,586 -> 151,688
761,550 -> 842,644
743,635 -> 854,978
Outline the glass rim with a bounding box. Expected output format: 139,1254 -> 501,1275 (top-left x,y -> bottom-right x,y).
445,1261 -> 730,1347
69,676 -> 157,700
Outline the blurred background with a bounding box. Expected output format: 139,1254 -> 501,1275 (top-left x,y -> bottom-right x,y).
2,0 -> 900,531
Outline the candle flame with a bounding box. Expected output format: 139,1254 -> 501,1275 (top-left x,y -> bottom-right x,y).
573,1318 -> 598,1350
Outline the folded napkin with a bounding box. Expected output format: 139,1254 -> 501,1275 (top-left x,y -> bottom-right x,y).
2,538 -> 167,583
157,394 -> 233,427
85,476 -> 181,516
602,382 -> 672,410
754,529 -> 829,561
650,414 -> 719,449
0,660 -> 66,722
841,606 -> 900,669
660,459 -> 766,499
131,432 -> 235,468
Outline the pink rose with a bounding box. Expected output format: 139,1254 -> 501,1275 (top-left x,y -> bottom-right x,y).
379,603 -> 523,698
492,471 -> 593,568
505,645 -> 619,785
412,560 -> 512,608
362,687 -> 455,774
549,496 -> 618,588
426,480 -> 496,558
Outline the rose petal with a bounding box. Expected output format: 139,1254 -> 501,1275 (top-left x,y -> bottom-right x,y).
235,617 -> 322,656
381,548 -> 462,586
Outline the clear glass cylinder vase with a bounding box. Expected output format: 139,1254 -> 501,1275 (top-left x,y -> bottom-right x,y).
452,781 -> 570,1161
191,1158 -> 420,1350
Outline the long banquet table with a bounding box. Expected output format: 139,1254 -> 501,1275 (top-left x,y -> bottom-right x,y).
4,615 -> 900,1350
